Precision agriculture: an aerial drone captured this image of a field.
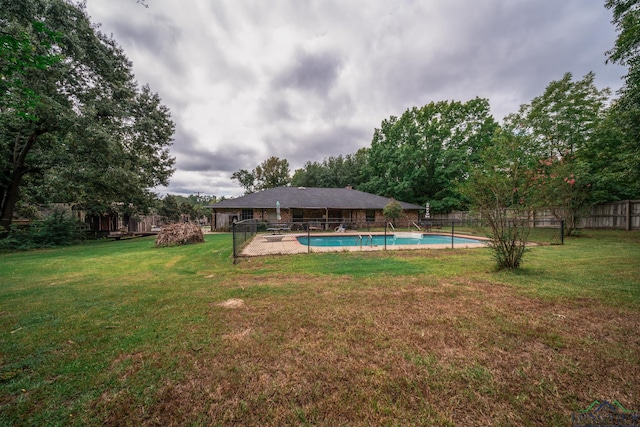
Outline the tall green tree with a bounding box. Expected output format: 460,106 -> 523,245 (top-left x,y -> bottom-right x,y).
606,0 -> 640,66
255,156 -> 291,190
0,0 -> 175,233
602,0 -> 640,199
0,19 -> 60,120
510,72 -> 610,234
230,169 -> 256,194
291,150 -> 368,188
232,156 -> 291,194
359,98 -> 498,212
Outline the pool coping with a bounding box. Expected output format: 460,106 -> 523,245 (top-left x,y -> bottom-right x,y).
240,232 -> 490,257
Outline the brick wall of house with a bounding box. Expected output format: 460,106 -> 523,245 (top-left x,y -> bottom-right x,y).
212,208 -> 421,230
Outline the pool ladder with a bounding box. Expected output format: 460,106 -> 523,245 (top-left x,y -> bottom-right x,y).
358,234 -> 373,248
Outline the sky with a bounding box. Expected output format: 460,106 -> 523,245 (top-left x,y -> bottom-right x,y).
85,0 -> 626,198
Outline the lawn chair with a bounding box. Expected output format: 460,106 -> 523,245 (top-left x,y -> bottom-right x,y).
266,223 -> 291,234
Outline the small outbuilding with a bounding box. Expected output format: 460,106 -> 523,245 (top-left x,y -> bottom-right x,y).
206,186 -> 424,231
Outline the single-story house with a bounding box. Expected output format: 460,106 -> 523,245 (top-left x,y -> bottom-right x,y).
206,186 -> 424,231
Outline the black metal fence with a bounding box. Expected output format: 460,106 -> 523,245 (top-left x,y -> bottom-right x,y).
232,218 -> 565,262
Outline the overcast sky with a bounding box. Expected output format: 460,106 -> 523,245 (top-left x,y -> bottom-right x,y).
85,0 -> 625,198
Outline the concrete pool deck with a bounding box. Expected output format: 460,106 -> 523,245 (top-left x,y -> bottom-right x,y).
240,232 -> 489,257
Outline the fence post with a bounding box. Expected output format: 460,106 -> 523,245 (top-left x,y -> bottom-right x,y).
308,223 -> 310,254
561,220 -> 564,245
384,222 -> 387,251
451,220 -> 454,249
232,221 -> 237,264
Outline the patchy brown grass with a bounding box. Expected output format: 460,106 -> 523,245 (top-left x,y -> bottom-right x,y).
92,276 -> 640,426
3,233 -> 637,426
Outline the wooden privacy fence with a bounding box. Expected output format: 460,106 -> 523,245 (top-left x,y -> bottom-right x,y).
578,200 -> 640,231
433,200 -> 640,231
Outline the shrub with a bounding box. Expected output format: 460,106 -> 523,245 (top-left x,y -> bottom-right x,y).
0,210 -> 85,251
383,199 -> 403,224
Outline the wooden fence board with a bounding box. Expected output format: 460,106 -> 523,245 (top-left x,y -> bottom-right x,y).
433,200 -> 640,230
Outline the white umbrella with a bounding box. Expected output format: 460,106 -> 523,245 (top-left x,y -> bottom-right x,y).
276,201 -> 281,221
425,202 -> 430,219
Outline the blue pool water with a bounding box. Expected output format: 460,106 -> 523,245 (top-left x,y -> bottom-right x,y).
296,234 -> 484,247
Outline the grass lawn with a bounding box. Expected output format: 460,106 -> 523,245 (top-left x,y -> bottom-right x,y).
0,231 -> 638,426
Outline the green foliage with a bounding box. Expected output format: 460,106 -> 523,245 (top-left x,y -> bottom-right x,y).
605,0 -> 640,66
603,0 -> 640,201
382,198 -> 403,221
158,195 -> 182,224
0,20 -> 61,120
585,104 -> 640,201
232,156 -> 291,194
515,72 -> 609,158
291,150 -> 368,188
156,193 -> 214,224
0,209 -> 84,250
509,72 -> 610,235
230,169 -> 257,194
0,0 -> 175,234
359,98 -> 498,212
461,128 -> 539,270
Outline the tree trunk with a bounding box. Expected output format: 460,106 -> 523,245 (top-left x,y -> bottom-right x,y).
0,130 -> 40,235
0,168 -> 26,234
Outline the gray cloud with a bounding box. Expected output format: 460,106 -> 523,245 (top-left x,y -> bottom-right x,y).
265,125 -> 371,170
85,0 -> 626,197
169,126 -> 254,174
273,49 -> 343,94
176,145 -> 261,174
109,13 -> 184,74
362,0 -> 623,119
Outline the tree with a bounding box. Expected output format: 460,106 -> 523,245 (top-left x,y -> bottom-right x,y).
582,106 -> 640,201
158,195 -> 182,224
231,169 -> 256,194
510,72 -> 610,235
232,156 -> 290,193
291,150 -> 368,188
383,198 -> 403,224
460,127 -> 540,270
254,156 -> 291,190
359,98 -> 498,212
0,19 -> 61,120
602,0 -> 640,200
605,0 -> 640,67
0,0 -> 175,233
185,193 -> 215,223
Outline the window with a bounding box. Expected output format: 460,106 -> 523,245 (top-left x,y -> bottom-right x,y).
241,209 -> 253,220
366,209 -> 376,222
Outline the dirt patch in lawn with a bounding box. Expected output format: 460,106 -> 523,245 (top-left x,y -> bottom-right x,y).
217,298 -> 245,309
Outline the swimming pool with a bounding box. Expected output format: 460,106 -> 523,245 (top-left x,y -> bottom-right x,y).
296,234 -> 484,247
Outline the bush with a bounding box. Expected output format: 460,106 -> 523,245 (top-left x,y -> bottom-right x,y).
383,199 -> 404,224
0,210 -> 85,251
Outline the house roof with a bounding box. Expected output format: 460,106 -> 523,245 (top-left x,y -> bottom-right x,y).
207,187 -> 424,210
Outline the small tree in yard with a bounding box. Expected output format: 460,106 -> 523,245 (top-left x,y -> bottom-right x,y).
383,198 -> 404,225
461,128 -> 540,270
535,154 -> 592,236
